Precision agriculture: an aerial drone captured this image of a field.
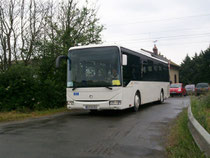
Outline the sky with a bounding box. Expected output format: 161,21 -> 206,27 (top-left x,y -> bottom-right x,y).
86,0 -> 210,65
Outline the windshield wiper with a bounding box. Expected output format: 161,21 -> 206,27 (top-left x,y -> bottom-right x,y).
105,86 -> 112,90
72,86 -> 77,91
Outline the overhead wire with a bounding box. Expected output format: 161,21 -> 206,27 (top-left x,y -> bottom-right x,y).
106,13 -> 210,26
118,25 -> 210,37
103,12 -> 210,51
106,32 -> 210,44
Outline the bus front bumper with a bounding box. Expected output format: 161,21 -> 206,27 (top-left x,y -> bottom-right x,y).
67,100 -> 124,110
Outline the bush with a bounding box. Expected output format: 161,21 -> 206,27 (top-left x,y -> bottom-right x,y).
0,65 -> 38,111
191,92 -> 210,132
0,64 -> 66,112
35,79 -> 65,110
36,56 -> 67,110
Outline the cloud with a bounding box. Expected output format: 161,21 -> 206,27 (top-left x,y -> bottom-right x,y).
88,0 -> 210,64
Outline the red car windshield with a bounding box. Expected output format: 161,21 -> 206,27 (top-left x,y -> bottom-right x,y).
170,84 -> 181,88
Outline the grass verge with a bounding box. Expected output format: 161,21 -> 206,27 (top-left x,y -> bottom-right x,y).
166,109 -> 206,158
0,107 -> 68,123
191,92 -> 210,133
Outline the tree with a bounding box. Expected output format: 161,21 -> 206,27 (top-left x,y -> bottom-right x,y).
180,54 -> 193,84
180,46 -> 210,84
0,0 -> 20,70
0,0 -> 104,111
36,0 -> 104,84
0,0 -> 104,72
200,47 -> 210,82
38,0 -> 103,57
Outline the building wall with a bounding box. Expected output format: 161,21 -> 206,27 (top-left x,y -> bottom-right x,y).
170,67 -> 179,83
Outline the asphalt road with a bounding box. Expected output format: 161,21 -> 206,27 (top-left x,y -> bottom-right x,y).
0,97 -> 190,158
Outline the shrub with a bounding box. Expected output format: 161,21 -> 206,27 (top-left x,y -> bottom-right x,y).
0,65 -> 39,111
191,92 -> 210,132
0,64 -> 66,112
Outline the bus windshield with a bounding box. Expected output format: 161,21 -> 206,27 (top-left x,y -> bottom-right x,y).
67,46 -> 121,88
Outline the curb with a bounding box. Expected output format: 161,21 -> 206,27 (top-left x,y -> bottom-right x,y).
188,105 -> 210,157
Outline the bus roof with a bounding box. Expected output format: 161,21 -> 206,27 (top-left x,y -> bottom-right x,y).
68,44 -> 120,51
69,44 -> 168,64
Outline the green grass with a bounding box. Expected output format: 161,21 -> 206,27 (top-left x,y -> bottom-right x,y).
191,92 -> 210,133
167,109 -> 206,158
0,107 -> 68,123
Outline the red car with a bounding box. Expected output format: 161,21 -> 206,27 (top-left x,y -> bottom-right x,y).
170,83 -> 186,96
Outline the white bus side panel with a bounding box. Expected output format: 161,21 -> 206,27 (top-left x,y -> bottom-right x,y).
122,81 -> 169,107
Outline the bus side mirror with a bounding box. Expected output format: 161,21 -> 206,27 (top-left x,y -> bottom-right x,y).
56,55 -> 68,68
122,54 -> 127,66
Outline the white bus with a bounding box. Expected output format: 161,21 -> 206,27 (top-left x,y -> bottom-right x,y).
56,45 -> 170,112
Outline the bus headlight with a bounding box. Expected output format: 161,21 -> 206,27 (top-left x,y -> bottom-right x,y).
67,101 -> 74,105
109,100 -> 121,105
178,88 -> 181,92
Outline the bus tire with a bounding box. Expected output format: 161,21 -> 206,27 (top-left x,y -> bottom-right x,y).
159,90 -> 164,104
132,93 -> 140,112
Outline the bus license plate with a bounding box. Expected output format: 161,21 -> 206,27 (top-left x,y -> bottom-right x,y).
84,105 -> 98,109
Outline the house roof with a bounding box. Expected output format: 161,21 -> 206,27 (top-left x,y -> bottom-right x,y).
169,60 -> 180,67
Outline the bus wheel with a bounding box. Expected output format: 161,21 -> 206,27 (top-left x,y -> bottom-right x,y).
159,91 -> 164,104
133,93 -> 140,112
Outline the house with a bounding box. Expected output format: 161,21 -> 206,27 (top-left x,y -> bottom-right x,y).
141,45 -> 180,84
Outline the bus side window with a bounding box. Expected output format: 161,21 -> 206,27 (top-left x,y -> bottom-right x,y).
163,65 -> 169,81
140,60 -> 144,78
158,64 -> 163,81
131,56 -> 141,81
147,60 -> 153,81
123,53 -> 141,86
142,60 -> 147,80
